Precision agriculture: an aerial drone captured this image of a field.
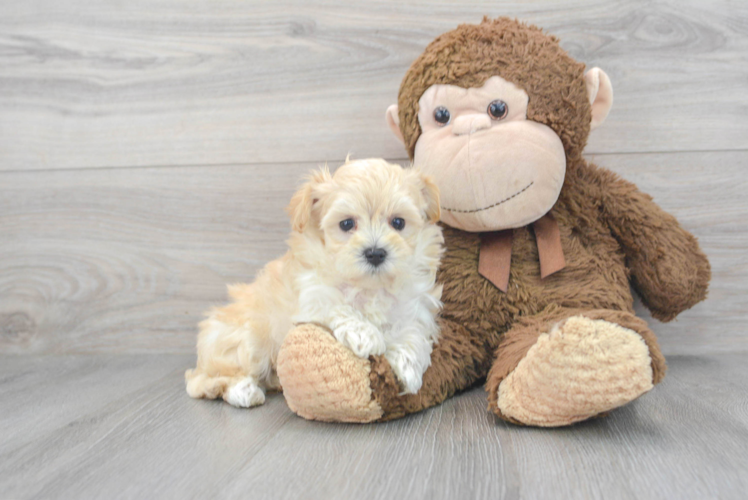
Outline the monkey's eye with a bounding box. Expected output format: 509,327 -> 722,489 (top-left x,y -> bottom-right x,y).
433,106 -> 451,125
339,219 -> 355,232
487,100 -> 508,120
390,217 -> 405,231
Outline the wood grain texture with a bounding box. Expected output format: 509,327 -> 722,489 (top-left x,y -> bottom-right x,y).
1,0 -> 747,170
0,353 -> 746,499
1,151 -> 746,355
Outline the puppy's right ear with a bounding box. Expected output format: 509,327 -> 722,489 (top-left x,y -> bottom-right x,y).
419,174 -> 441,223
286,167 -> 332,232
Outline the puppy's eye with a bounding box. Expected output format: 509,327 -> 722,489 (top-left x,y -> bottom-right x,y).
391,218 -> 405,231
339,218 -> 355,232
487,100 -> 508,120
433,106 -> 450,125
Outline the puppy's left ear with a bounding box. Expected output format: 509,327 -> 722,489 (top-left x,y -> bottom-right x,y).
286,167 -> 333,232
415,171 -> 441,223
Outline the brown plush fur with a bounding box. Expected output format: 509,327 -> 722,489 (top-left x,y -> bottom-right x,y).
371,17 -> 710,421
277,17 -> 711,425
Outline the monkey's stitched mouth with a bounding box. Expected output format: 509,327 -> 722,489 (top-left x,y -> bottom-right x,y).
441,181 -> 534,214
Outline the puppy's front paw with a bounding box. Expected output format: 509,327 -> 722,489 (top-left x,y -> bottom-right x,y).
333,321 -> 386,358
224,378 -> 266,408
385,350 -> 425,395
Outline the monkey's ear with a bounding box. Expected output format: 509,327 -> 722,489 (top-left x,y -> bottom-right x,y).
584,68 -> 614,130
386,104 -> 405,145
286,167 -> 332,232
418,172 -> 441,223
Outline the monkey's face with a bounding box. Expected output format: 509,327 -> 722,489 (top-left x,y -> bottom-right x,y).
412,76 -> 566,232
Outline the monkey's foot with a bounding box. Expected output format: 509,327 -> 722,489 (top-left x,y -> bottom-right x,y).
276,324 -> 383,423
496,316 -> 654,427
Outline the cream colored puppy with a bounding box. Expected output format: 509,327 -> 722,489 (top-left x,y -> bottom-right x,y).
185,158 -> 444,408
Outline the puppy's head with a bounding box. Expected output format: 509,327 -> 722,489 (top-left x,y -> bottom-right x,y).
287,158 -> 441,288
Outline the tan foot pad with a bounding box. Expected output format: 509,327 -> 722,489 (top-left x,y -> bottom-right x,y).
276,324 -> 383,423
498,316 -> 654,427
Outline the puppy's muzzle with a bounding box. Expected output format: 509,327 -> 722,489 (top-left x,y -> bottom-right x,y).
363,247 -> 387,267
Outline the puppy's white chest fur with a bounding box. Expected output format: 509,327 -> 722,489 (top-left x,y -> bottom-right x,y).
339,285 -> 397,329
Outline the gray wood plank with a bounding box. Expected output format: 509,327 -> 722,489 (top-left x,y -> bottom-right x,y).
1,0 -> 747,171
0,161 -> 311,354
0,353 -> 746,499
1,151 -> 745,355
0,354 -> 296,499
0,354 -> 192,455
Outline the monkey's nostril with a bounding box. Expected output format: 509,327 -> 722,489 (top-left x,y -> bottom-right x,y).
453,114 -> 491,136
363,247 -> 387,267
470,116 -> 491,134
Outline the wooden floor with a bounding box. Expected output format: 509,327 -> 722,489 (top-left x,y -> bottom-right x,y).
1,1 -> 748,499
1,353 -> 747,499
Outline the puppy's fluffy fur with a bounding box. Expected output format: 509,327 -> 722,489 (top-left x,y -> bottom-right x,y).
185,158 -> 444,408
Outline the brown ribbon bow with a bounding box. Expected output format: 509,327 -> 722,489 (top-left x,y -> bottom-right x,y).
478,213 -> 566,292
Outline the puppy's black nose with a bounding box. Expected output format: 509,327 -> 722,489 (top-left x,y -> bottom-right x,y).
364,247 -> 387,267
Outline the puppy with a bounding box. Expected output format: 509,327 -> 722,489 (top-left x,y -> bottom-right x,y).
185,158 -> 444,408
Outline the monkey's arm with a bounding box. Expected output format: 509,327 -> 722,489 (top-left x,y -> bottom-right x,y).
597,168 -> 711,322
277,316 -> 492,422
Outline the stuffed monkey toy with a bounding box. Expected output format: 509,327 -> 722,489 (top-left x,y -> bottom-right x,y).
275,17 -> 711,426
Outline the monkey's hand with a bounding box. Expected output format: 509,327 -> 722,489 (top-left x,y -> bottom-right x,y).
277,317 -> 485,423
600,169 -> 711,322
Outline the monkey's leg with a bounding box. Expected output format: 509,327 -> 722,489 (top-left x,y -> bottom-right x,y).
485,307 -> 666,427
276,317 -> 492,423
